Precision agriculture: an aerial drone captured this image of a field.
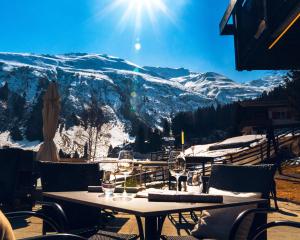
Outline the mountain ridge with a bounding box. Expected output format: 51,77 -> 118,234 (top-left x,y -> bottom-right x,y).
0,52 -> 286,155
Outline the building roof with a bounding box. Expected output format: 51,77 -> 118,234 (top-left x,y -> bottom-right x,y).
220,0 -> 300,70
239,100 -> 291,108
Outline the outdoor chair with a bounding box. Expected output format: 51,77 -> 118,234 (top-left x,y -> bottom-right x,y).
164,164 -> 277,240
39,161 -> 103,234
0,148 -> 36,212
4,201 -> 138,240
38,161 -> 137,239
162,207 -> 300,240
0,148 -> 20,212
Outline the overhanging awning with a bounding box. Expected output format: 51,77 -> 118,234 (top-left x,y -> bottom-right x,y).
220,0 -> 300,70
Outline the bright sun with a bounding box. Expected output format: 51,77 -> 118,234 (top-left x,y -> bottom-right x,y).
100,0 -> 172,51
103,0 -> 171,32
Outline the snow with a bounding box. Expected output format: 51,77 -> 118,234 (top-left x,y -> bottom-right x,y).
184,134 -> 266,158
0,131 -> 41,150
0,52 -> 285,154
214,134 -> 265,145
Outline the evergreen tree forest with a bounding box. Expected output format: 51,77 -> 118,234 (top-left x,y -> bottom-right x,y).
171,103 -> 239,147
171,71 -> 300,148
134,125 -> 163,153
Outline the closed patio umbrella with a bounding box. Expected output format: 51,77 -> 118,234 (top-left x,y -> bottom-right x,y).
37,81 -> 60,162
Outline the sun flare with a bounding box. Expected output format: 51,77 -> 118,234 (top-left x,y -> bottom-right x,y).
102,0 -> 172,33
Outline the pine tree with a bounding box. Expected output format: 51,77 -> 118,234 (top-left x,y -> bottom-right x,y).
25,91 -> 44,141
163,119 -> 171,137
9,93 -> 26,119
108,145 -> 113,154
135,125 -> 146,153
81,94 -> 105,160
152,129 -> 162,151
83,142 -> 89,159
73,150 -> 79,159
10,125 -> 23,141
59,149 -> 66,158
0,82 -> 9,101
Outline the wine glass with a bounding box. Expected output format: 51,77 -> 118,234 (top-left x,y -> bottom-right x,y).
116,150 -> 134,201
168,152 -> 186,194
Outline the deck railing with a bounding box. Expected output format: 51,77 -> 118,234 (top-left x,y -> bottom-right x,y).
115,127 -> 300,186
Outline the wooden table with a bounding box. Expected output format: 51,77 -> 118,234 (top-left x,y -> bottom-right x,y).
43,191 -> 267,240
185,156 -> 215,175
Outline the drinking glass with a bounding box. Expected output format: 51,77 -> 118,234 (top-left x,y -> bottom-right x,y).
116,150 -> 134,201
187,170 -> 202,193
102,170 -> 116,197
101,163 -> 117,197
168,152 -> 186,194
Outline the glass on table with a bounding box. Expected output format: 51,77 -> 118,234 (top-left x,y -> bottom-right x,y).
102,170 -> 116,197
168,152 -> 186,194
114,150 -> 135,201
187,170 -> 202,193
101,163 -> 117,197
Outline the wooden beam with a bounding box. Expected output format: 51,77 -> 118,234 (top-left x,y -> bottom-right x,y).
268,3 -> 300,49
219,0 -> 240,35
222,24 -> 235,35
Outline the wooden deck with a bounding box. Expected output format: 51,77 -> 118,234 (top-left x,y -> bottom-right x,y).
12,200 -> 300,239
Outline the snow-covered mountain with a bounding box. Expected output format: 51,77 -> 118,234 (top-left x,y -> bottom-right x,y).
0,52 -> 285,155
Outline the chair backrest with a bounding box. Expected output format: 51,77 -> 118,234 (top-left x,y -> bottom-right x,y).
0,148 -> 37,212
208,164 -> 276,240
250,221 -> 300,240
39,162 -> 103,232
39,161 -> 102,192
0,148 -> 21,206
208,164 -> 276,199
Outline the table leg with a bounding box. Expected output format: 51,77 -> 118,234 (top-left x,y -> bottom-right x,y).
135,216 -> 144,240
144,215 -> 166,240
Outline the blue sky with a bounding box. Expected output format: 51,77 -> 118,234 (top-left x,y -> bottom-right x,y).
0,0 -> 270,82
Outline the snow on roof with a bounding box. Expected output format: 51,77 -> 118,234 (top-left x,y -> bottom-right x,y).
184,134 -> 266,158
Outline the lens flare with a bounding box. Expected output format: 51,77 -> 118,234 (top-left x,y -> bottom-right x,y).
134,42 -> 142,51
101,0 -> 174,33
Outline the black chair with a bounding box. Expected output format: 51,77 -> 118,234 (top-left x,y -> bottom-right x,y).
0,148 -> 20,212
163,164 -> 277,240
207,164 -> 277,240
0,148 -> 37,212
16,149 -> 38,209
231,207 -> 300,240
39,161 -> 103,234
5,202 -> 138,240
161,207 -> 300,240
39,162 -> 137,240
250,220 -> 300,240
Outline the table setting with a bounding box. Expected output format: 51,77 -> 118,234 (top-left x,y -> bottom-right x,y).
90,150 -> 224,204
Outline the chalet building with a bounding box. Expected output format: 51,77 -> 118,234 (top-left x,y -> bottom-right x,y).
238,100 -> 300,134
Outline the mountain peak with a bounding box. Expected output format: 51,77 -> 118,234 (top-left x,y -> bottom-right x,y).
143,66 -> 190,79
0,52 -> 285,154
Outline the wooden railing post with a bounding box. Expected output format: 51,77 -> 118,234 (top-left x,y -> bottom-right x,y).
139,164 -> 143,187
144,169 -> 147,185
260,144 -> 264,162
